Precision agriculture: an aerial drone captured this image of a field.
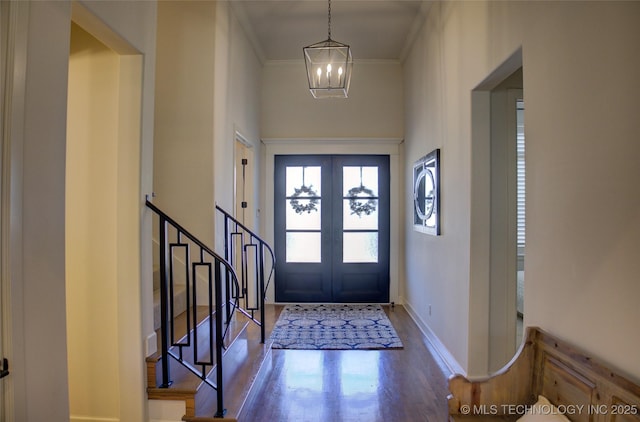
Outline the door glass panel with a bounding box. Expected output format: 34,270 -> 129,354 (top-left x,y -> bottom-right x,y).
286,232 -> 321,263
286,166 -> 321,196
343,166 -> 378,196
285,165 -> 322,263
343,199 -> 378,230
343,232 -> 378,263
287,200 -> 321,230
343,165 -> 379,263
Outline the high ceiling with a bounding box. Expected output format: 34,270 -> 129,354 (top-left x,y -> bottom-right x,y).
232,0 -> 430,62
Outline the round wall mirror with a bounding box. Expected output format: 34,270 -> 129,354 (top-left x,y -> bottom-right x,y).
414,167 -> 435,222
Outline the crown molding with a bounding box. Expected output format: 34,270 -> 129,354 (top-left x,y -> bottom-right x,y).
263,58 -> 402,67
261,137 -> 404,146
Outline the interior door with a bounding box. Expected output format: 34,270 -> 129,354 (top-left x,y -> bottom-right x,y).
234,138 -> 254,226
274,155 -> 390,303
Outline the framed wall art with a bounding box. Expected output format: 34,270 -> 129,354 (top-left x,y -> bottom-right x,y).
413,148 -> 440,235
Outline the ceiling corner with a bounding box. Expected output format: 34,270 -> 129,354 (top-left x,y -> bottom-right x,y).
399,1 -> 433,64
230,1 -> 267,65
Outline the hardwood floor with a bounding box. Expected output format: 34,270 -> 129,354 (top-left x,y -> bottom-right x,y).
238,305 -> 453,422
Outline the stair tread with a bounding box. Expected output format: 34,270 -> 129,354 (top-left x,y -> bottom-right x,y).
148,313 -> 252,395
148,305 -> 284,421
192,322 -> 274,419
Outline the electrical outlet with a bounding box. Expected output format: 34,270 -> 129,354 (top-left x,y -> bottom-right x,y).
429,304 -> 432,316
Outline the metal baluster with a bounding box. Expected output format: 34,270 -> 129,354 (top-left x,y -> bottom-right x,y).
214,260 -> 226,417
159,217 -> 172,387
259,244 -> 266,343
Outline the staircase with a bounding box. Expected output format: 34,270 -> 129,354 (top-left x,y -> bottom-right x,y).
145,200 -> 275,421
153,265 -> 187,331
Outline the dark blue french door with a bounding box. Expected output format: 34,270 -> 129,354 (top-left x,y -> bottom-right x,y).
274,155 -> 390,303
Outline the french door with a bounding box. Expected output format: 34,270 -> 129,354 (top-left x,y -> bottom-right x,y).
274,155 -> 390,303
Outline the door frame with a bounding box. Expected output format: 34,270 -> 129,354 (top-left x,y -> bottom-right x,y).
1,2 -> 30,419
487,86 -> 523,372
262,138 -> 402,304
234,131 -> 255,227
67,4 -> 146,420
469,49 -> 523,376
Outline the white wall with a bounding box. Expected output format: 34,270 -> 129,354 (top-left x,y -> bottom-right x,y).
4,0 -> 157,420
213,1 -> 263,230
154,1 -> 263,249
154,1 -> 216,244
66,23 -> 121,420
262,60 -> 404,139
403,1 -> 640,381
17,2 -> 72,420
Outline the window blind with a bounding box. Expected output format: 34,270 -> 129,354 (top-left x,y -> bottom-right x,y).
516,100 -> 525,249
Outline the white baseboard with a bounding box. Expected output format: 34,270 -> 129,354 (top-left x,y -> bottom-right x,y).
148,399 -> 185,422
70,416 -> 119,422
146,331 -> 158,356
403,301 -> 466,377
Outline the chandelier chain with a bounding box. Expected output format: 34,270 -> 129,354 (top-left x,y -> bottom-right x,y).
327,0 -> 332,40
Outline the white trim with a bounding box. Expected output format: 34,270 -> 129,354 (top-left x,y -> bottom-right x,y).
1,1 -> 30,420
233,134 -> 256,230
115,52 -> 146,422
468,90 -> 491,376
148,399 -> 186,422
263,58 -> 402,67
145,332 -> 157,357
403,301 -> 465,377
262,137 -> 404,146
70,416 -> 120,422
71,2 -> 139,55
235,129 -> 253,148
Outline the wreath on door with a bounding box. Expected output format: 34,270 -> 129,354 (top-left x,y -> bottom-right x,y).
290,185 -> 319,214
347,185 -> 377,216
347,166 -> 377,217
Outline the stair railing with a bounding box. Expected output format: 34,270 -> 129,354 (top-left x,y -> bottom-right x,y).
215,205 -> 275,343
147,199 -> 240,418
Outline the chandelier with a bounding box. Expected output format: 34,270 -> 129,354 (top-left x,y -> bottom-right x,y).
303,0 -> 353,99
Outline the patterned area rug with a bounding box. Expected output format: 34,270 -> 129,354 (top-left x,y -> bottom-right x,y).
269,304 -> 403,350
